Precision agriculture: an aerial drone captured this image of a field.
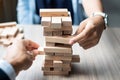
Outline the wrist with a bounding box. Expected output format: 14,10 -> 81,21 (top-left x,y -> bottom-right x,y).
4,58 -> 21,75
91,12 -> 108,29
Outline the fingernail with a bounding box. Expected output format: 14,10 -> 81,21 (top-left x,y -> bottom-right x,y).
69,39 -> 74,45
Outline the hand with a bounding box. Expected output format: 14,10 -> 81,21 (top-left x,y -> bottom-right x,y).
3,39 -> 39,75
69,16 -> 105,49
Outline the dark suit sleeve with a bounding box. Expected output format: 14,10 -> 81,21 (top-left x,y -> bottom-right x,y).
0,68 -> 10,80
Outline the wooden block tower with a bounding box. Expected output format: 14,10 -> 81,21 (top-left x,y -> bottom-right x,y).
40,9 -> 80,75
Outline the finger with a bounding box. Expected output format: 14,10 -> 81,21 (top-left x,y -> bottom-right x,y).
78,31 -> 97,46
81,38 -> 98,49
82,42 -> 97,49
74,21 -> 86,35
27,51 -> 35,60
24,39 -> 39,51
69,22 -> 95,45
32,49 -> 40,56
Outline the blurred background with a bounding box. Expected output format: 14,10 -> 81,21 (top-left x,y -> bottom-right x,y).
0,0 -> 120,27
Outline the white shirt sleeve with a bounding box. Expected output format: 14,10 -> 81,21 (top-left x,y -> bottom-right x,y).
0,59 -> 16,80
79,0 -> 82,3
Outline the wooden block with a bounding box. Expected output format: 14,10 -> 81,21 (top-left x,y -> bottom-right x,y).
42,67 -> 50,71
40,9 -> 68,17
62,67 -> 71,71
18,27 -> 24,33
0,27 -> 11,38
0,28 -> 3,38
0,28 -> 3,34
55,52 -> 72,57
51,17 -> 61,29
41,17 -> 51,27
8,27 -> 19,37
3,39 -> 12,47
43,64 -> 71,71
46,42 -> 55,47
15,33 -> 24,39
38,47 -> 45,55
55,43 -> 71,48
0,22 -> 17,28
68,11 -> 71,16
63,30 -> 72,35
45,36 -> 73,44
45,55 -> 72,61
62,60 -> 71,64
45,52 -> 55,56
54,67 -> 62,71
53,61 -> 63,67
44,46 -> 72,53
52,31 -> 62,36
44,26 -> 72,31
43,71 -> 69,75
42,67 -> 64,71
62,17 -> 72,27
0,39 -> 6,45
42,67 -> 62,71
44,60 -> 53,66
44,31 -> 52,36
72,55 -> 80,62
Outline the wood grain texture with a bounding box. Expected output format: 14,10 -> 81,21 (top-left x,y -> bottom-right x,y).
40,9 -> 68,17
0,25 -> 120,80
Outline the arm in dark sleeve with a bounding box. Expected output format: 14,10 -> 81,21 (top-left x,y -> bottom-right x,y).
0,68 -> 10,80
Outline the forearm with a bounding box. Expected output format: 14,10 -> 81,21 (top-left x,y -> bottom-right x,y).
82,0 -> 103,17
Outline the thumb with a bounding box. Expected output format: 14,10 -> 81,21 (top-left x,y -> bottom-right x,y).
74,21 -> 86,36
69,22 -> 94,45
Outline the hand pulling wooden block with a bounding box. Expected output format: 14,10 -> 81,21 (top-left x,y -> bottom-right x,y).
0,22 -> 16,28
72,55 -> 80,62
40,9 -> 68,17
51,17 -> 61,29
44,46 -> 72,53
41,17 -> 51,27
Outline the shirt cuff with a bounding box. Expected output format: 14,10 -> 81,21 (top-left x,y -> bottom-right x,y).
0,59 -> 16,80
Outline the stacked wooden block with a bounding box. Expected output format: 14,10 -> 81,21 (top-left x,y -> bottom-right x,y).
0,22 -> 24,47
40,9 -> 80,75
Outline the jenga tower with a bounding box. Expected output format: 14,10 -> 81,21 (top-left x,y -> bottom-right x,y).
40,9 -> 80,75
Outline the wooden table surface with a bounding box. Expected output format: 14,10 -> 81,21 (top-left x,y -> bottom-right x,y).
0,25 -> 120,80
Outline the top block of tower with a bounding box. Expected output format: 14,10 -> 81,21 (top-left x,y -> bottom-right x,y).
40,9 -> 69,17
